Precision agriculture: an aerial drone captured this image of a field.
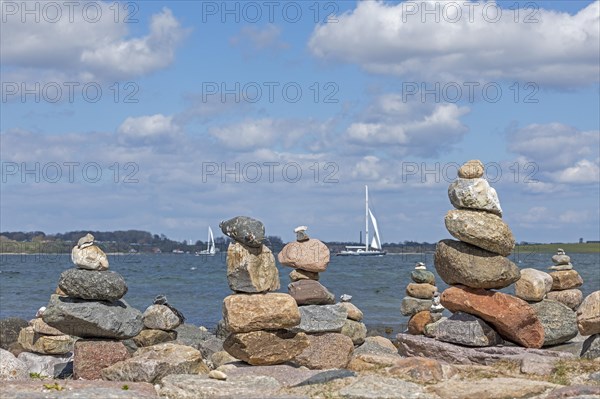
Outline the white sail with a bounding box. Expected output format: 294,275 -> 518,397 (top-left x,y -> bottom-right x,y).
208,226 -> 215,254
369,209 -> 382,250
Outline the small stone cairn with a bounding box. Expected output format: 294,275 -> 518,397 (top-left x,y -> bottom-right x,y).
546,249 -> 585,310
220,216 -> 309,366
134,295 -> 185,348
433,160 -> 546,348
400,262 -> 443,335
278,226 -> 356,369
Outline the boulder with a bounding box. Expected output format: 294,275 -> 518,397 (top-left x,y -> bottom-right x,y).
17,351 -> 72,378
448,177 -> 502,216
223,293 -> 300,333
514,268 -> 553,302
143,304 -> 182,331
434,239 -> 520,289
219,216 -> 265,248
340,319 -> 367,345
29,318 -> 63,336
457,159 -> 484,179
223,330 -> 309,366
400,296 -> 433,316
577,291 -> 600,336
0,318 -> 28,350
288,280 -> 335,305
411,269 -> 436,285
277,238 -> 330,273
226,243 -> 280,293
289,269 -> 319,281
43,295 -> 143,339
73,340 -> 130,380
407,311 -> 435,335
17,327 -> 74,355
58,268 -> 127,301
529,300 -> 578,346
444,209 -> 515,256
549,270 -> 583,291
71,245 -> 109,270
294,333 -> 353,369
441,285 -> 544,348
288,304 -> 347,333
348,336 -> 401,371
546,289 -> 583,310
133,329 -> 177,347
0,348 -> 28,380
339,302 -> 363,321
435,312 -> 503,347
406,283 -> 437,299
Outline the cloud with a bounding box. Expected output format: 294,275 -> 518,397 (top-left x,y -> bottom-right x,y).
308,1 -> 599,87
230,24 -> 289,54
117,114 -> 182,147
554,160 -> 600,184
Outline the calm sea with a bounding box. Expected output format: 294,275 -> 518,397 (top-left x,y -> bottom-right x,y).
1,251 -> 598,334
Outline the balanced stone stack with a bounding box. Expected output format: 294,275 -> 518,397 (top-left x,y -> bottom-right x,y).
220,216 -> 309,365
134,295 -> 185,347
546,249 -> 584,310
435,160 -> 545,349
278,226 -> 355,369
401,262 -> 442,335
40,234 -> 143,379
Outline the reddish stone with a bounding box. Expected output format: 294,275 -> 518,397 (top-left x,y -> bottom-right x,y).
408,311 -> 434,335
277,239 -> 330,272
441,286 -> 544,348
73,340 -> 131,380
288,280 -> 335,306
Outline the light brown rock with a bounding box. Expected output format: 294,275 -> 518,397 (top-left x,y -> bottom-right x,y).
445,209 -> 515,256
406,283 -> 437,299
388,356 -> 457,383
546,289 -> 583,310
71,245 -> 109,270
17,327 -> 74,355
549,270 -> 583,291
29,318 -> 64,336
74,340 -> 131,380
224,330 -> 309,366
577,291 -> 600,336
408,311 -> 434,335
288,280 -> 335,305
339,302 -> 363,321
514,268 -> 553,302
441,285 -> 544,348
294,333 -> 353,369
133,329 -> 177,347
457,160 -> 484,179
143,304 -> 182,331
223,293 -> 300,333
289,269 -> 319,281
227,242 -> 280,293
277,238 -> 330,272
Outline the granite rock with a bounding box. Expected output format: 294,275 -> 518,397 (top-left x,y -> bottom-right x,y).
0,348 -> 28,381
406,283 -> 437,299
71,245 -> 109,270
457,159 -> 484,179
0,318 -> 29,350
448,177 -> 502,216
219,216 -> 265,248
577,291 -> 600,336
340,319 -> 367,345
289,269 -> 319,281
278,238 -> 330,273
58,268 -> 127,301
411,269 -> 436,285
73,340 -> 130,380
530,299 -> 578,346
288,279 -> 335,305
223,293 -> 301,333
133,329 -> 177,347
143,304 -> 182,331
17,326 -> 74,355
294,333 -> 353,370
514,268 -> 553,302
226,242 -> 280,293
435,312 -> 503,347
546,289 -> 583,310
224,330 -> 309,366
401,296 -> 433,317
549,270 -> 583,291
289,304 -> 347,333
339,302 -> 364,321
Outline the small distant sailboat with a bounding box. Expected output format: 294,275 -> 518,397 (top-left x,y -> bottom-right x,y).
337,186 -> 386,256
195,227 -> 217,256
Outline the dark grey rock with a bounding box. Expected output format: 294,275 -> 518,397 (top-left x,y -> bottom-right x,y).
530,299 -> 578,346
220,216 -> 265,248
42,294 -> 143,339
411,270 -> 435,285
288,304 -> 347,333
436,312 -> 503,347
59,268 -> 128,301
581,334 -> 600,359
215,319 -> 230,339
0,317 -> 28,350
198,336 -> 224,360
174,323 -> 213,349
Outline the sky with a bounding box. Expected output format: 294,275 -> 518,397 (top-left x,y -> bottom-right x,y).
1,0 -> 599,244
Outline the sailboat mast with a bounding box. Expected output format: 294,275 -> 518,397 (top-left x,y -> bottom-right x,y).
365,185 -> 369,252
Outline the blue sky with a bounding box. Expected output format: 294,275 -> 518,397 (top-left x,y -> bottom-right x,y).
1,0 -> 599,244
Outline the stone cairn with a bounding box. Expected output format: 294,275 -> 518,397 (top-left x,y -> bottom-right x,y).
401,262 -> 443,335
278,226 -> 358,369
134,295 -> 185,348
546,249 -> 585,310
34,233 -> 143,379
220,216 -> 310,366
433,160 -> 546,348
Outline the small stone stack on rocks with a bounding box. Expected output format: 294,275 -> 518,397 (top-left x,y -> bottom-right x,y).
401,262 -> 443,335
39,233 -> 143,379
546,249 -> 584,310
220,216 -> 309,366
134,295 -> 185,348
278,226 -> 354,369
434,160 -> 545,349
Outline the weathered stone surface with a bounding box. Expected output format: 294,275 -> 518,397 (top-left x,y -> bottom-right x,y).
552,253 -> 571,265
550,270 -> 583,290
58,268 -> 127,301
288,279 -> 335,305
18,326 -> 74,355
411,269 -> 436,285
197,336 -> 225,360
397,333 -> 574,366
339,302 -> 363,321
133,329 -> 177,347
278,238 -> 330,272
289,269 -> 319,281
0,348 -> 28,380
224,330 -> 309,366
210,350 -> 238,368
143,304 -> 182,331
2,380 -> 158,398
338,375 -> 429,399
408,311 -> 435,335
581,334 -> 600,359
29,318 -> 63,336
224,364 -> 354,387
436,312 -> 503,347
529,299 -> 577,346
514,268 -> 553,302
174,323 -> 213,348
445,209 -> 515,256
294,333 -> 353,369
441,286 -> 544,348
223,293 -> 300,333
341,319 -> 367,345
71,244 -> 109,270
424,317 -> 447,338
430,377 -> 557,399
401,296 -> 433,317
226,242 -> 280,293
434,240 -> 520,289
43,295 -> 143,339
545,385 -> 600,399
102,342 -> 208,383
448,177 -> 502,216
219,216 -> 265,248
347,336 -> 401,371
519,353 -> 558,375
577,291 -> 600,336
289,304 -> 347,333
17,351 -> 72,378
406,283 -> 437,299
388,356 -> 457,383
546,289 -> 583,310
73,340 -> 130,380
0,318 -> 28,350
457,159 -> 484,179
158,374 -> 283,399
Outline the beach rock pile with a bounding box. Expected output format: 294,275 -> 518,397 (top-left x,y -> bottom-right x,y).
435,160 -> 545,349
133,295 -> 185,348
546,249 -> 584,310
401,262 -> 443,335
220,217 -> 309,366
279,226 -> 355,369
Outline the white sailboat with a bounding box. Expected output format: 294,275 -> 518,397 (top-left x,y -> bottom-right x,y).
195,227 -> 217,256
337,186 -> 386,256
